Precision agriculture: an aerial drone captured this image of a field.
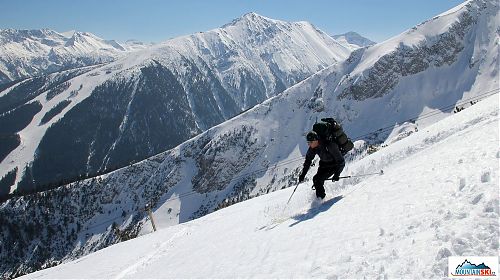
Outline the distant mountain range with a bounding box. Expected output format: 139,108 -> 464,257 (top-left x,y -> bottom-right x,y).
1,0 -> 497,278
0,29 -> 152,85
0,26 -> 371,87
332,31 -> 376,50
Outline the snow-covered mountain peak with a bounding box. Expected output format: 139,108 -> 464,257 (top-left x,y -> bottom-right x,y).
65,31 -> 95,46
60,30 -> 77,38
215,12 -> 351,66
0,28 -> 57,37
436,0 -> 473,17
121,39 -> 152,51
332,31 -> 376,50
0,28 -> 136,84
0,28 -> 66,44
223,12 -> 282,28
343,0 -> 497,99
378,0 -> 491,48
221,12 -> 330,44
241,12 -> 273,21
63,31 -> 126,51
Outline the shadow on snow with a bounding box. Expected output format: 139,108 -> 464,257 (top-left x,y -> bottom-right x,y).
289,195 -> 343,227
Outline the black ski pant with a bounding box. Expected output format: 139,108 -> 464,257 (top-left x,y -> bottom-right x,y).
313,161 -> 345,197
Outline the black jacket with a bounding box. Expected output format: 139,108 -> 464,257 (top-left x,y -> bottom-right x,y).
302,140 -> 345,175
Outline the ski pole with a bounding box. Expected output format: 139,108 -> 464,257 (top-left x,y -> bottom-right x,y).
329,169 -> 384,181
286,182 -> 300,205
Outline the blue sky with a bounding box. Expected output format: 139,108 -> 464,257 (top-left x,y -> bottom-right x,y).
1,0 -> 466,43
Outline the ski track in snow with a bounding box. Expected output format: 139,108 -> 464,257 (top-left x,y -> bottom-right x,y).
111,228 -> 189,279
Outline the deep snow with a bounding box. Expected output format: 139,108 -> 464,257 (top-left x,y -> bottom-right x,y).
20,93 -> 498,279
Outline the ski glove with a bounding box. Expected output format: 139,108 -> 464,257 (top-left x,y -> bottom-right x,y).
298,173 -> 305,183
331,174 -> 340,181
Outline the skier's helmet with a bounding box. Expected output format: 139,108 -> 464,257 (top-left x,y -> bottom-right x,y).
306,131 -> 319,142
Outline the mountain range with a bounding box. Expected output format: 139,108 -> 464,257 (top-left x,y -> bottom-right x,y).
0,29 -> 148,85
0,25 -> 371,87
0,0 -> 498,278
0,13 -> 352,195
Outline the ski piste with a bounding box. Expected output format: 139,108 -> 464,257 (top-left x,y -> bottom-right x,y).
258,170 -> 384,231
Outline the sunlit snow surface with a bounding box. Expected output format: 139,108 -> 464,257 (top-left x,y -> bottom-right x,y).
22,94 -> 498,279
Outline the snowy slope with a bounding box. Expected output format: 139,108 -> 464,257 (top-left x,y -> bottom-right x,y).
21,93 -> 499,279
0,29 -> 133,84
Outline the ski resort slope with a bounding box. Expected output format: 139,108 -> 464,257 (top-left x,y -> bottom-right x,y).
22,94 -> 499,279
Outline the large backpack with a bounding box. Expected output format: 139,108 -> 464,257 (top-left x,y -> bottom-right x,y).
312,118 -> 354,155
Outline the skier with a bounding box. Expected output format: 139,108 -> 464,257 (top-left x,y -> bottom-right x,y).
298,131 -> 345,199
